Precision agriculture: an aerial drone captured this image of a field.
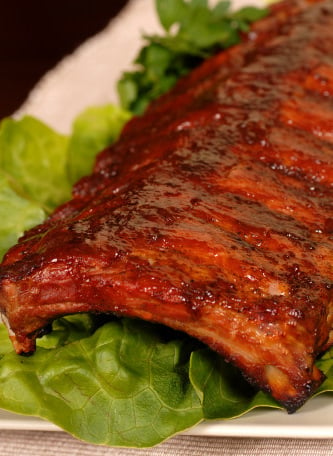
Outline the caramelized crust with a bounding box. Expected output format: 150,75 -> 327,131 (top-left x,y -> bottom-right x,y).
1,0 -> 333,412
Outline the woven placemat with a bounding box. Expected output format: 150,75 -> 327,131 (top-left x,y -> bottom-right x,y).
1,431 -> 333,456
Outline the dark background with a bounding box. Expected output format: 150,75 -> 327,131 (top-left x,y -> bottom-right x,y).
0,0 -> 128,121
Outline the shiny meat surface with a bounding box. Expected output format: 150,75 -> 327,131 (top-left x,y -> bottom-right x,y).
1,0 -> 333,412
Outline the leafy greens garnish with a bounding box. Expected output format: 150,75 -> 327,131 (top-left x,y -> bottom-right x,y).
117,0 -> 268,114
67,104 -> 131,185
0,319 -> 203,447
0,318 -> 332,448
0,105 -> 130,259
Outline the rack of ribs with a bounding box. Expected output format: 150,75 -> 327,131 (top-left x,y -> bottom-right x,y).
0,0 -> 333,413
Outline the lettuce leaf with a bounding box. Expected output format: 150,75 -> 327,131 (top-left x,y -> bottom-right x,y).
0,106 -> 130,261
0,173 -> 45,259
189,349 -> 281,420
0,116 -> 71,213
67,104 -> 131,185
0,318 -> 203,447
1,315 -> 333,448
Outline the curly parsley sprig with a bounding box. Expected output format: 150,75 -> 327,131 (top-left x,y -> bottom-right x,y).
117,0 -> 268,115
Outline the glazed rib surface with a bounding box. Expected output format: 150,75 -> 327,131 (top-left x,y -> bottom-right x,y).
1,0 -> 333,412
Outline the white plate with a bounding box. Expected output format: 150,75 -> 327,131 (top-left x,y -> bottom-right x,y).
7,0 -> 333,441
16,0 -> 263,133
0,395 -> 333,438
